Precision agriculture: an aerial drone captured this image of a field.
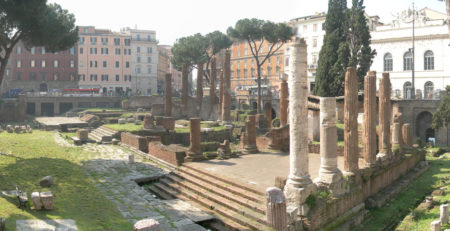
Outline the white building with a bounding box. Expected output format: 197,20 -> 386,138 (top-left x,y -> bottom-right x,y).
370,8 -> 449,99
126,28 -> 159,95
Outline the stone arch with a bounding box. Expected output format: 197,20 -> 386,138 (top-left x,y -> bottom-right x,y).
416,111 -> 434,143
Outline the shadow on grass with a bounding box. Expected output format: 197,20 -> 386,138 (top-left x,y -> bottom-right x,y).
0,157 -> 132,230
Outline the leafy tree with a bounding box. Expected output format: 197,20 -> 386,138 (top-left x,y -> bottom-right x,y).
313,0 -> 375,96
432,86 -> 450,129
438,0 -> 450,37
171,33 -> 209,71
203,31 -> 232,83
227,18 -> 294,113
0,0 -> 78,87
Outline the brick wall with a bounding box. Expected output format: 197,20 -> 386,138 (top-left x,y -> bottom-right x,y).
121,132 -> 148,152
148,142 -> 187,166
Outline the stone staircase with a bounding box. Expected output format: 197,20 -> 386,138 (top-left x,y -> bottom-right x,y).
148,165 -> 273,231
88,126 -> 119,144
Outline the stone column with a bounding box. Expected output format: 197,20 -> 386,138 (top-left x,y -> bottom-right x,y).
392,112 -> 403,156
440,204 -> 449,224
222,50 -> 231,123
280,79 -> 288,126
284,38 -> 315,213
164,74 -> 172,116
143,114 -> 154,129
402,123 -> 413,147
196,62 -> 204,117
308,110 -> 320,142
243,115 -> 258,154
218,71 -> 224,121
378,72 -> 392,160
185,118 -> 203,161
430,220 -> 441,231
181,64 -> 189,117
35,102 -> 41,116
344,67 -> 359,174
210,57 -> 216,108
363,71 -> 377,167
54,102 -> 60,116
266,187 -> 287,230
315,97 -> 343,187
265,91 -> 273,128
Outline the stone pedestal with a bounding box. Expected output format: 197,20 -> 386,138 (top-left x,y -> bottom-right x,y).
344,67 -> 359,174
243,115 -> 258,154
431,220 -> 441,231
164,74 -> 172,116
402,123 -> 413,147
222,50 -> 231,122
196,62 -> 204,117
134,219 -> 160,231
363,71 -> 377,167
76,129 -> 88,142
181,64 -> 189,117
143,114 -> 154,129
377,72 -> 392,161
162,117 -> 175,131
31,192 -> 42,210
315,97 -> 344,195
266,187 -> 287,231
441,204 -> 449,224
185,118 -> 203,161
217,140 -> 232,159
280,79 -> 289,126
284,38 -> 315,213
40,191 -> 53,210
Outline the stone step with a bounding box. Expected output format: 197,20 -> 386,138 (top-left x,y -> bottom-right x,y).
178,167 -> 264,203
182,165 -> 263,196
169,172 -> 266,214
152,182 -> 269,231
148,185 -> 175,200
92,128 -> 116,137
99,125 -> 119,134
88,133 -> 102,142
159,178 -> 269,228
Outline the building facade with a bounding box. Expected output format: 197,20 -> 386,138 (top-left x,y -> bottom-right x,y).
157,45 -> 170,94
77,26 -> 132,95
2,42 -> 78,95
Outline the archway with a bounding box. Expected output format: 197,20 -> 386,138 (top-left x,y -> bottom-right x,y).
416,111 -> 434,143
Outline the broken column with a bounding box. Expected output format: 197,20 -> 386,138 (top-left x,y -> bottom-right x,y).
315,97 -> 343,192
164,73 -> 172,116
266,187 -> 287,230
218,71 -> 224,121
280,79 -> 288,126
222,50 -> 231,123
243,115 -> 258,154
143,114 -> 154,129
76,129 -> 88,142
392,112 -> 403,157
441,204 -> 449,224
363,71 -> 377,167
344,67 -> 359,174
181,64 -> 189,117
402,123 -> 413,147
430,220 -> 441,231
185,118 -> 203,161
210,56 -> 217,115
284,38 -> 315,213
196,62 -> 204,117
265,91 -> 273,128
378,72 -> 392,161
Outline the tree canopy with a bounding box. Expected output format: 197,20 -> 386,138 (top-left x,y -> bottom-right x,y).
0,0 -> 78,86
432,86 -> 450,129
227,18 -> 294,113
171,33 -> 209,71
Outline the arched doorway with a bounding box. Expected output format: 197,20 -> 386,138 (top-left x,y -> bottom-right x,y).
416,111 -> 434,143
424,81 -> 434,99
403,81 -> 412,99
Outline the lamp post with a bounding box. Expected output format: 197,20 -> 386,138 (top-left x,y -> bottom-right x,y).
411,1 -> 416,99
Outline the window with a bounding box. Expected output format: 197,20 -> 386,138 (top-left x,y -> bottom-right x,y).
244,69 -> 247,77
114,38 -> 120,45
16,72 -> 21,80
424,50 -> 434,70
147,35 -> 151,41
83,28 -> 88,33
384,53 -> 393,71
277,56 -> 280,64
313,38 -> 317,48
136,34 -> 140,41
115,48 -> 120,55
41,72 -> 46,80
276,66 -> 281,74
237,70 -> 240,78
267,66 -> 271,75
116,75 -> 120,81
31,60 -> 36,67
54,60 -> 59,68
79,37 -> 85,45
147,57 -> 151,63
114,61 -> 119,68
103,61 -> 107,67
244,47 -> 248,56
80,48 -> 83,54
303,25 -> 307,32
101,74 -> 109,81
147,67 -> 152,74
79,60 -> 83,68
17,60 -> 22,68
124,39 -> 131,46
137,66 -> 141,74
101,48 -> 109,54
53,73 -> 59,81
90,61 -> 98,68
137,57 -> 141,63
30,47 -> 36,55
312,55 -> 317,65
69,47 -> 75,54
424,81 -> 434,99
90,37 -> 97,45
90,74 -> 98,81
147,47 -> 152,53
126,61 -> 130,68
137,47 -> 141,53
30,72 -> 36,81
403,81 -> 412,99
41,47 -> 46,54
5,69 -> 9,76
101,37 -> 108,45
403,51 -> 413,71
70,60 -> 75,68
17,46 -> 22,54
313,24 -> 317,32
124,49 -> 131,55
41,60 -> 46,68
90,48 -> 97,54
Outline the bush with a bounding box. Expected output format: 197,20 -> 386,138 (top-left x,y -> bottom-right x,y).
272,118 -> 281,127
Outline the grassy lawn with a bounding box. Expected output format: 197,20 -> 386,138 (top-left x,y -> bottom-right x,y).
79,108 -> 124,113
0,131 -> 131,230
104,123 -> 143,132
174,123 -> 229,133
359,152 -> 450,231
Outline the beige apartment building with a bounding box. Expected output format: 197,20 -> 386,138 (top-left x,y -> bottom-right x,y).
77,26 -> 132,95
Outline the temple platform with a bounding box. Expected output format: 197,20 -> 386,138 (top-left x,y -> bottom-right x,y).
35,117 -> 88,130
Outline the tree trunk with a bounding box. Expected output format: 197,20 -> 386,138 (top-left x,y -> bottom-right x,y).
181,64 -> 189,117
209,57 -> 216,116
257,65 -> 262,114
0,50 -> 13,90
196,62 -> 204,117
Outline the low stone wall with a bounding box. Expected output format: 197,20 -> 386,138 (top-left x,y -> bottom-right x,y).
147,142 -> 187,166
121,132 -> 148,153
308,152 -> 425,230
201,142 -> 220,152
173,129 -> 232,146
308,144 -> 363,156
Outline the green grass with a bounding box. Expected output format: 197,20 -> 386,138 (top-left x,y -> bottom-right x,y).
174,123 -> 228,133
359,153 -> 450,231
79,108 -> 124,113
0,130 -> 131,230
104,123 -> 143,132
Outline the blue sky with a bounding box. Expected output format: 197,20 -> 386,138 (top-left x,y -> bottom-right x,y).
49,0 -> 446,45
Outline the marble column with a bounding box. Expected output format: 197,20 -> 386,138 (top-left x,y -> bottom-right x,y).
363,71 -> 377,167
266,187 -> 287,230
392,112 -> 403,150
280,79 -> 289,126
222,50 -> 231,123
196,62 -> 204,117
402,123 -> 413,147
164,73 -> 172,116
344,67 -> 359,174
377,72 -> 392,160
218,72 -> 224,121
185,118 -> 203,161
316,97 -> 343,186
210,56 -> 216,114
265,91 -> 273,128
243,115 -> 258,154
181,64 -> 189,117
284,38 -> 315,212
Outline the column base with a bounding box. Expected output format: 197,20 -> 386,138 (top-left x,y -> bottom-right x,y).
242,145 -> 258,154
314,171 -> 347,197
284,181 -> 316,216
184,152 -> 204,162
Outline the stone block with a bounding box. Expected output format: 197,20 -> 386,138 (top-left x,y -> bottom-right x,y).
40,191 -> 54,210
135,120 -> 142,125
127,117 -> 136,123
129,154 -> 135,164
31,192 -> 42,210
133,218 -> 160,231
40,176 -> 54,187
431,220 -> 441,231
266,187 -> 287,230
76,129 -> 88,141
118,118 -> 126,124
441,204 -> 449,224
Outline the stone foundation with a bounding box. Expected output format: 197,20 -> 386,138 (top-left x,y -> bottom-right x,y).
121,132 -> 148,152
147,142 -> 187,166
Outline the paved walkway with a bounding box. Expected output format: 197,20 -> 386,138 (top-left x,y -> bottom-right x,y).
16,219 -> 77,231
80,143 -> 209,231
